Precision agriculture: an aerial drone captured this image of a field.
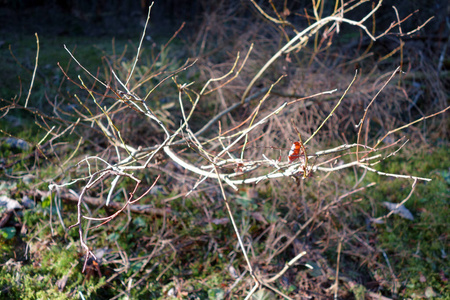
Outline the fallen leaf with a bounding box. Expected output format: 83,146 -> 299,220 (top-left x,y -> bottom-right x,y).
382,201 -> 414,220
0,227 -> 16,239
228,265 -> 239,279
212,218 -> 229,225
4,137 -> 30,151
424,286 -> 437,298
21,195 -> 34,208
0,196 -> 22,210
250,212 -> 268,224
56,274 -> 69,291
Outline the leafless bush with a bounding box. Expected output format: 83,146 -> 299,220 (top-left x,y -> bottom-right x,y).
3,0 -> 448,298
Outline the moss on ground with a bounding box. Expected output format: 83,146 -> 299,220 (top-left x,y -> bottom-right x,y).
0,18 -> 448,299
363,146 -> 449,298
0,145 -> 447,299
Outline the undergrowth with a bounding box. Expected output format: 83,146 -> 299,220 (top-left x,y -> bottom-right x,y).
1,146 -> 447,299
1,1 -> 449,299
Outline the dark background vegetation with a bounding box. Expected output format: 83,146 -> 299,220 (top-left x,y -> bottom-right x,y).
0,0 -> 447,36
0,0 -> 448,299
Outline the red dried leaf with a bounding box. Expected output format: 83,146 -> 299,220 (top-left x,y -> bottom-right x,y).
288,141 -> 303,163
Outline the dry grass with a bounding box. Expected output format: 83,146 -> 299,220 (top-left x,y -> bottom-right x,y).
1,0 -> 448,299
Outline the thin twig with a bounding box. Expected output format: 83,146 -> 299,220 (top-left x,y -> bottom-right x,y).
264,251 -> 307,283
356,66 -> 401,160
304,69 -> 358,145
213,164 -> 260,293
25,33 -> 39,108
125,3 -> 154,87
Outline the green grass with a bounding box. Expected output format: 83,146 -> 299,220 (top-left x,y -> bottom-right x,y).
0,24 -> 448,299
1,145 -> 447,299
363,146 -> 449,298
